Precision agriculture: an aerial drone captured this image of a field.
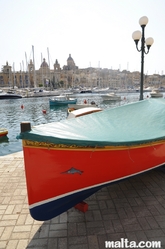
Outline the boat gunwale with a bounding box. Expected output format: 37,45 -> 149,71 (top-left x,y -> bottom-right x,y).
22,139 -> 165,151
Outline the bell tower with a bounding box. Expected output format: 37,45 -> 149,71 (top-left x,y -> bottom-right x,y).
54,59 -> 61,71
28,59 -> 34,73
28,60 -> 36,87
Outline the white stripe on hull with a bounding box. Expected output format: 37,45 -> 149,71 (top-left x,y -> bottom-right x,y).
29,162 -> 164,209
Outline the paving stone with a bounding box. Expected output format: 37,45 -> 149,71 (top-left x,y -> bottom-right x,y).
122,223 -> 142,232
132,206 -> 152,217
68,223 -> 77,236
69,244 -> 88,249
59,212 -> 68,223
87,226 -> 106,235
97,234 -> 108,248
0,241 -> 7,249
126,197 -> 139,207
1,226 -> 13,240
27,238 -> 48,248
102,213 -> 119,220
135,230 -> 148,242
39,224 -> 50,238
16,214 -> 27,225
103,220 -> 114,233
50,223 -> 67,231
106,232 -> 126,241
6,240 -> 18,249
13,225 -> 32,232
137,217 -> 151,230
124,206 -> 136,218
47,238 -> 58,249
57,237 -> 67,249
112,219 -> 124,233
145,229 -> 165,238
85,210 -> 94,221
147,205 -> 160,216
98,200 -> 107,210
49,229 -> 67,238
77,222 -> 87,235
88,235 -> 99,249
11,231 -> 30,239
125,231 -> 138,243
68,235 -> 87,245
16,239 -> 28,249
145,216 -> 160,229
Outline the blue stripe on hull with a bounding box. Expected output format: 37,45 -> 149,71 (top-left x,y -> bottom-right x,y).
30,185 -> 102,221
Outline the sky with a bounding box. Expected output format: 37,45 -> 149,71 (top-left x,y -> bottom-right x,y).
0,0 -> 165,75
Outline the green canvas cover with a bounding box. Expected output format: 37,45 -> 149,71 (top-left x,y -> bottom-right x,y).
18,98 -> 165,146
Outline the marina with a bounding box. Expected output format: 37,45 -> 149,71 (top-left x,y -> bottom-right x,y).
1,91 -> 165,248
0,91 -> 153,156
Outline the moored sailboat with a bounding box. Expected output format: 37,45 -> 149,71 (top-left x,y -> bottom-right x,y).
18,98 -> 165,221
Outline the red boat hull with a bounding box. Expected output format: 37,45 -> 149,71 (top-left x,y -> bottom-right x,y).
22,140 -> 165,220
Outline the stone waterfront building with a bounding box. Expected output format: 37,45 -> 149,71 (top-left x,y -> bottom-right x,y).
0,55 -> 165,90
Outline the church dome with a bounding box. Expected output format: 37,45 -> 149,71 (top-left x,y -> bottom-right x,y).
67,54 -> 73,61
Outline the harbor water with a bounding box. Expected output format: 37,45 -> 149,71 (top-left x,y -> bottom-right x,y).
0,92 -> 152,156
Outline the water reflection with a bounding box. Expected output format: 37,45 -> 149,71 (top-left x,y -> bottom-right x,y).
0,136 -> 9,144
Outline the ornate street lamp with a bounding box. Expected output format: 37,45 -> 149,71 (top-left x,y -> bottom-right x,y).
132,16 -> 154,100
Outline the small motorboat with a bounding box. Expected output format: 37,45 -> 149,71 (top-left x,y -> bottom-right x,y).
68,101 -> 97,111
79,90 -> 93,94
150,89 -> 163,98
101,92 -> 121,101
0,128 -> 8,137
0,90 -> 22,99
67,107 -> 102,119
49,95 -> 77,106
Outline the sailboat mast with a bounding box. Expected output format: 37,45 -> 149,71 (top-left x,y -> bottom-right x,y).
22,60 -> 24,88
32,45 -> 36,88
41,53 -> 43,87
25,52 -> 30,88
47,47 -> 51,89
98,61 -> 100,88
13,63 -> 15,89
20,63 -> 22,88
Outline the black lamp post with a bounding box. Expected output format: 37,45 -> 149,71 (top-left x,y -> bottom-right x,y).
132,16 -> 154,100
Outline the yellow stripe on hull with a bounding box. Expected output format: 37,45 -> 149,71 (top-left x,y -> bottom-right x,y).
22,139 -> 165,151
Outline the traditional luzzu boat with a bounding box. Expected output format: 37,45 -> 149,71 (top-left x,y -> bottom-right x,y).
18,98 -> 165,221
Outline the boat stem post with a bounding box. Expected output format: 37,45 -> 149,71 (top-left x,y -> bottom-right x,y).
21,122 -> 31,132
